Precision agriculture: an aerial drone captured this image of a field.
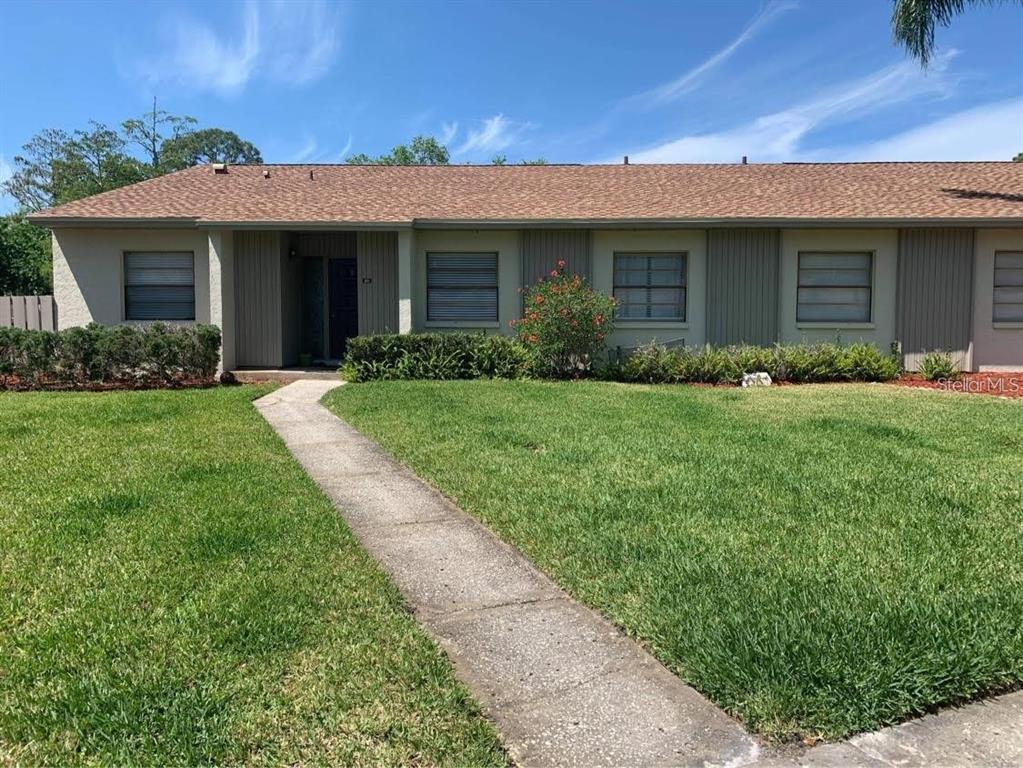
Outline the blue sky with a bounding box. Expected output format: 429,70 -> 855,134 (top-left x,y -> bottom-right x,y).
1,0 -> 1021,198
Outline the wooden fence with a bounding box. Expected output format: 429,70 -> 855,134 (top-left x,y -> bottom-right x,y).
0,295 -> 56,331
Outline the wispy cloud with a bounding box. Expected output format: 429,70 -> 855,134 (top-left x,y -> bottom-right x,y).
820,98 -> 1023,161
0,154 -> 15,214
291,135 -> 319,163
622,51 -> 959,163
339,134 -> 354,160
439,121 -> 459,146
454,114 -> 535,157
137,0 -> 340,96
628,0 -> 798,108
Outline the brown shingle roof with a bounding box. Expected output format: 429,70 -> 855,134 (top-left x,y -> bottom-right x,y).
28,162 -> 1023,226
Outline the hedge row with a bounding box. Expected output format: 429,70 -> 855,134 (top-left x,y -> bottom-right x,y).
0,323 -> 222,390
610,341 -> 902,384
340,333 -> 532,382
342,332 -> 902,386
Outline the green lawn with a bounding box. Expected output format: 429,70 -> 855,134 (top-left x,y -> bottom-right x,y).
326,380 -> 1023,742
0,387 -> 505,767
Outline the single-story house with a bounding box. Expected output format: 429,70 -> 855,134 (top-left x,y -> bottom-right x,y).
28,161 -> 1023,372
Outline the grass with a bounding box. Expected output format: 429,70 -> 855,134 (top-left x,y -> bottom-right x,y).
326,380 -> 1023,742
0,387 -> 506,767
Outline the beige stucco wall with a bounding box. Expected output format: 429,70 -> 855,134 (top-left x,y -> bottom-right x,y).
778,229 -> 898,348
592,229 -> 707,350
50,224 -> 1023,373
973,228 -> 1023,371
52,228 -> 212,329
413,229 -> 520,333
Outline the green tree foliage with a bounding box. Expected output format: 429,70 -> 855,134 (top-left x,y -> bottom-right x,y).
1013,152 -> 1022,162
1,103 -> 262,294
5,124 -> 148,211
122,99 -> 197,170
160,128 -> 263,170
892,0 -> 1021,65
347,135 -> 450,165
493,154 -> 547,165
0,215 -> 51,294
3,104 -> 262,212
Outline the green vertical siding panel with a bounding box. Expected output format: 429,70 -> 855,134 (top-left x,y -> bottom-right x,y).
897,228 -> 974,371
357,231 -> 399,334
706,229 -> 779,346
234,230 -> 283,367
521,230 -> 592,294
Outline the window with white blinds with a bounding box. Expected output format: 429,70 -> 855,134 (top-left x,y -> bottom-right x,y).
613,253 -> 686,321
994,251 -> 1023,323
797,252 -> 872,323
124,252 -> 195,321
427,253 -> 499,322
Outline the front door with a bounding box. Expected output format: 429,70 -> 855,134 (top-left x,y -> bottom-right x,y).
329,257 -> 359,360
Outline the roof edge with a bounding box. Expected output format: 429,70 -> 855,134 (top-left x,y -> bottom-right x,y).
26,215 -> 201,229
27,215 -> 1023,230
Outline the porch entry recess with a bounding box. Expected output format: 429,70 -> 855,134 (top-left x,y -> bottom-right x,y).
294,232 -> 359,364
235,230 -> 400,368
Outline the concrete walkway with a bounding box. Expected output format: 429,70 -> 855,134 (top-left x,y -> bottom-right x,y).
255,380 -> 1023,768
255,380 -> 759,767
753,690 -> 1023,767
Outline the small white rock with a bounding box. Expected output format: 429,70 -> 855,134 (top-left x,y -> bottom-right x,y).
741,371 -> 773,388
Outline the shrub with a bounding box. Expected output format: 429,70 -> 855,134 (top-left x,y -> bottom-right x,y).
514,263 -> 616,378
918,350 -> 960,381
341,333 -> 532,382
613,342 -> 901,385
0,323 -> 222,390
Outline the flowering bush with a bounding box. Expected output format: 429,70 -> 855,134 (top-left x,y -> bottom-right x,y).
513,261 -> 616,378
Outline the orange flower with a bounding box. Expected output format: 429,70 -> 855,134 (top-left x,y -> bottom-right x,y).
528,334 -> 538,343
535,295 -> 545,304
557,259 -> 567,268
550,269 -> 559,277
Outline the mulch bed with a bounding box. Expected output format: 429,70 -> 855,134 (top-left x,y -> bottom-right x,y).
0,374 -> 217,392
893,372 -> 1023,398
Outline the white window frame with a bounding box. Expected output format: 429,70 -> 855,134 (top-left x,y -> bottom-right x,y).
425,251 -> 499,326
612,251 -> 687,323
796,250 -> 874,327
993,251 -> 1023,326
122,251 -> 196,322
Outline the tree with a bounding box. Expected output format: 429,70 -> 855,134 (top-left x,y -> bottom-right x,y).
892,0 -> 1021,65
1013,152 -> 1022,162
160,128 -> 263,170
491,154 -> 507,165
122,98 -> 197,170
0,215 -> 51,294
4,122 -> 148,211
347,135 -> 449,165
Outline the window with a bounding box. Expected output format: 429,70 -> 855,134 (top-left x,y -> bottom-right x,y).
994,251 -> 1023,323
797,252 -> 872,323
124,252 -> 195,321
613,253 -> 686,321
427,252 -> 498,322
